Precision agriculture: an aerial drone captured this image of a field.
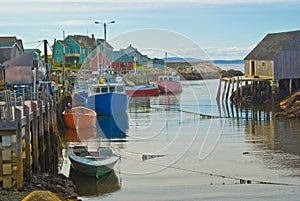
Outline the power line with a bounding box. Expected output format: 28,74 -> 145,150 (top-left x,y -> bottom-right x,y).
24,40 -> 42,45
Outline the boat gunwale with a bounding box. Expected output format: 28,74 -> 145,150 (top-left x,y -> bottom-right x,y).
67,147 -> 120,167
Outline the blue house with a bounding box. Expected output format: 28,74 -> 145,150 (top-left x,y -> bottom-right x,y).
52,34 -> 97,67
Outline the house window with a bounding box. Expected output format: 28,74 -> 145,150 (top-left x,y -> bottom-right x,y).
262,61 -> 265,67
56,50 -> 60,54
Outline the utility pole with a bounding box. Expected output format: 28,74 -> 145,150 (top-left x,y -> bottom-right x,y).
43,40 -> 49,80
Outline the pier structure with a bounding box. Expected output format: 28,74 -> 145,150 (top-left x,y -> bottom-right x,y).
0,88 -> 68,189
216,76 -> 277,103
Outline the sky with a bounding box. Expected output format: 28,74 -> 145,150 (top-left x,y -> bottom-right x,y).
1,0 -> 300,60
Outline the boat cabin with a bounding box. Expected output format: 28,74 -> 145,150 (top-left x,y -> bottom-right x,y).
158,75 -> 180,82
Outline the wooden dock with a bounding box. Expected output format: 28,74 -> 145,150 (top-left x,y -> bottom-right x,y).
0,89 -> 67,189
216,76 -> 275,103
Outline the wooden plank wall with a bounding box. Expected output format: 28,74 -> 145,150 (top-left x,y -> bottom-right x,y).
0,90 -> 63,189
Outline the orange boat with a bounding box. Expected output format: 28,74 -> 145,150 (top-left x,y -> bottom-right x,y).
62,106 -> 97,129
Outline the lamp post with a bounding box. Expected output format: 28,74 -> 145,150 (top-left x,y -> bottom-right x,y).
94,20 -> 115,69
94,20 -> 115,42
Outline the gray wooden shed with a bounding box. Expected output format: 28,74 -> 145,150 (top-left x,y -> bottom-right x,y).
244,30 -> 300,80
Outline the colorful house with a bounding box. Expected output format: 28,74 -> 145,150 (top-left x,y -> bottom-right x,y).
120,45 -> 151,67
90,50 -> 134,72
52,34 -> 97,66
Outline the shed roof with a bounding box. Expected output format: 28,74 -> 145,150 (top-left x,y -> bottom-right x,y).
0,36 -> 19,48
57,40 -> 69,48
3,52 -> 38,66
106,51 -> 133,62
244,30 -> 300,60
71,35 -> 96,48
97,39 -> 114,50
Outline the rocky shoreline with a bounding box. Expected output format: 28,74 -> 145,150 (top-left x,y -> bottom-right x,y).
0,173 -> 80,201
274,91 -> 300,119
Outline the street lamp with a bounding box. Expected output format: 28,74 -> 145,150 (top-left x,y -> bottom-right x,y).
94,20 -> 115,69
94,20 -> 115,42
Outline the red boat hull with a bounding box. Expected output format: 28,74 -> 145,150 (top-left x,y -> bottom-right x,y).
125,85 -> 159,97
157,80 -> 182,93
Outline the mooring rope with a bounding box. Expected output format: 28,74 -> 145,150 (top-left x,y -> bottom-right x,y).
118,149 -> 300,187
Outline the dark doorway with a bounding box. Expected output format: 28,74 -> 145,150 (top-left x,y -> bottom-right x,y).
251,60 -> 255,76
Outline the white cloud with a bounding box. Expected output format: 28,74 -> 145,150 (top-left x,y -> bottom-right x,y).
57,20 -> 91,26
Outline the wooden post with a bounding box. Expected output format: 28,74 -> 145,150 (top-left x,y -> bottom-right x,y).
216,77 -> 222,102
24,104 -> 32,181
235,77 -> 240,99
222,79 -> 228,101
289,78 -> 293,95
231,77 -> 235,94
4,90 -> 12,120
31,101 -> 39,173
225,78 -> 231,101
38,99 -> 45,172
43,95 -> 51,171
15,108 -> 23,189
52,94 -> 59,175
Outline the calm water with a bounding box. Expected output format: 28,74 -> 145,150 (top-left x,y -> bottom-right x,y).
61,78 -> 300,201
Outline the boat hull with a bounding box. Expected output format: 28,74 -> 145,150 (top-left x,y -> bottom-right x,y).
62,107 -> 96,129
87,93 -> 128,116
125,85 -> 159,97
68,147 -> 120,177
158,80 -> 182,93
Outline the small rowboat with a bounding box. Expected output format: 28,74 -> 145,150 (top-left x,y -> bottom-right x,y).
62,106 -> 96,129
67,146 -> 120,178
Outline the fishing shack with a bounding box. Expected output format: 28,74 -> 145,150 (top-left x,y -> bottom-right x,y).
244,30 -> 300,96
219,30 -> 300,104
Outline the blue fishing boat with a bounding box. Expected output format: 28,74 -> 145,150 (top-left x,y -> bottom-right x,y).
68,145 -> 120,178
73,69 -> 128,116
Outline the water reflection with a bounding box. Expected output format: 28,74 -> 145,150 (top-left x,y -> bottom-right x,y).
128,94 -> 181,112
245,118 -> 300,156
243,116 -> 300,176
156,93 -> 180,111
96,113 -> 129,139
69,169 -> 121,197
63,127 -> 97,142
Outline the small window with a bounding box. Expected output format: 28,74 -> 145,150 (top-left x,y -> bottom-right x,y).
262,61 -> 265,67
102,87 -> 108,93
117,86 -> 124,92
66,39 -> 71,44
110,87 -> 115,92
56,50 -> 60,54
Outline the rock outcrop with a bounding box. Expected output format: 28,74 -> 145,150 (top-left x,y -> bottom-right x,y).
274,91 -> 300,119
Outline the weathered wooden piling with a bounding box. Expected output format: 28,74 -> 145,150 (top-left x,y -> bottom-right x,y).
0,88 -> 67,189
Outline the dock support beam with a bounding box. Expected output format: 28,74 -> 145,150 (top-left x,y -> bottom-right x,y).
289,78 -> 293,95
16,108 -> 23,190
